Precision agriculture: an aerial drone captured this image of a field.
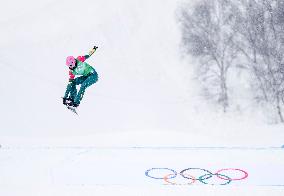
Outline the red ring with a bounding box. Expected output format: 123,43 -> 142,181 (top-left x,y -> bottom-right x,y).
215,168 -> 248,181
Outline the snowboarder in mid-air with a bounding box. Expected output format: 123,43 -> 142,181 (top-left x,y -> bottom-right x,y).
63,46 -> 99,111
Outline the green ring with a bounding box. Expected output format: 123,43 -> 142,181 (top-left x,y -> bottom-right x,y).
198,173 -> 232,185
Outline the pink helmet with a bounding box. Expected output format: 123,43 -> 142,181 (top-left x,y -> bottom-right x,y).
66,56 -> 76,69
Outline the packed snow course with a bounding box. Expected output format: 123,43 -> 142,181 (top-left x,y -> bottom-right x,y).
0,145 -> 284,196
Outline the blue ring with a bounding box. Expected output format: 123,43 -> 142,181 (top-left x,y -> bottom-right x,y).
145,168 -> 178,180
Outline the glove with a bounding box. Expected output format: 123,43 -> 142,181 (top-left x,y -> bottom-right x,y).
89,46 -> 98,56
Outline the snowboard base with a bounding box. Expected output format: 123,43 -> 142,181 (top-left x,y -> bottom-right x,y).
66,105 -> 78,115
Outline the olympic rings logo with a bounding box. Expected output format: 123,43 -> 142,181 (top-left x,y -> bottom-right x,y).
145,168 -> 248,186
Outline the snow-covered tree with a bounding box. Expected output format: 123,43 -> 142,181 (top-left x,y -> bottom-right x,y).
178,0 -> 239,112
234,0 -> 284,122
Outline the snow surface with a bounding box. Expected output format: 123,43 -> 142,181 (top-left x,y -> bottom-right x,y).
1,145 -> 284,196
0,0 -> 284,195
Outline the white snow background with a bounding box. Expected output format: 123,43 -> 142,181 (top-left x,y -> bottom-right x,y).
0,0 -> 284,195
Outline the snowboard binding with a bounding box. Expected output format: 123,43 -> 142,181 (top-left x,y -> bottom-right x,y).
62,97 -> 78,115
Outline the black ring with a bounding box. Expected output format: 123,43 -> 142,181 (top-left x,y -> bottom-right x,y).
180,168 -> 214,180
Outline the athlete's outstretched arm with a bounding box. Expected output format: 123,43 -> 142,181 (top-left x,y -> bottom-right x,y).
77,46 -> 98,62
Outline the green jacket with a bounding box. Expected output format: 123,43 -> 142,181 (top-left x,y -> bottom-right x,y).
69,55 -> 96,79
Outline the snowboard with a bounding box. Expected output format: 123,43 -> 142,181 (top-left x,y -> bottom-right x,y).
66,105 -> 78,115
62,97 -> 78,115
